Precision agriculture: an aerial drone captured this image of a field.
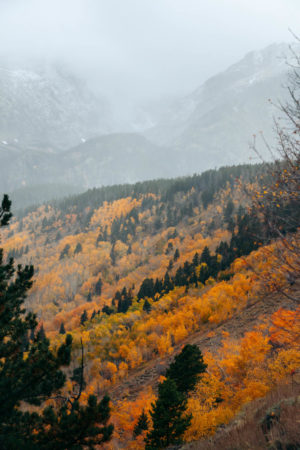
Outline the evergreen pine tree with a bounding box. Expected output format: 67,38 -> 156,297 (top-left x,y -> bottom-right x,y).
37,324 -> 46,340
133,410 -> 149,437
143,299 -> 152,313
145,378 -> 191,449
166,344 -> 207,394
0,194 -> 12,226
21,332 -> 29,352
102,305 -> 114,315
117,298 -> 123,313
167,259 -> 174,271
154,278 -> 163,295
190,270 -> 198,287
0,195 -> 114,448
200,246 -> 211,266
95,277 -> 103,296
110,244 -> 116,266
199,265 -> 209,284
192,252 -> 199,267
224,199 -> 234,223
59,322 -> 66,334
29,328 -> 35,341
163,272 -> 174,292
173,248 -> 180,262
59,243 -> 70,260
174,267 -> 185,287
80,310 -> 88,325
138,278 -> 155,300
74,242 -> 83,254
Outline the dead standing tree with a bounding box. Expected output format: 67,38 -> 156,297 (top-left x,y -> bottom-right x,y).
249,42 -> 300,303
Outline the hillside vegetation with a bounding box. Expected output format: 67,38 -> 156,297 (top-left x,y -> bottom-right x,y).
1,42 -> 299,450
2,158 -> 299,448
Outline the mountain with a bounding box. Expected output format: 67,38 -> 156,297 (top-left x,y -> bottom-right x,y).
1,42 -> 299,450
0,43 -> 295,200
61,133 -> 175,187
2,160 -> 299,449
0,133 -> 173,193
144,43 -> 293,170
0,62 -> 113,151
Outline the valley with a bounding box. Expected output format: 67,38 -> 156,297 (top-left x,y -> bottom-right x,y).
0,13 -> 299,447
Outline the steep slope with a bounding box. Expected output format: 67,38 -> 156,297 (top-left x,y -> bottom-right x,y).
2,162 -> 299,448
110,290 -> 297,403
0,63 -> 112,151
144,43 -> 292,171
0,44 -> 293,197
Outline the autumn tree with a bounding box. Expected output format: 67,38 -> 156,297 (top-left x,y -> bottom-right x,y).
0,196 -> 113,449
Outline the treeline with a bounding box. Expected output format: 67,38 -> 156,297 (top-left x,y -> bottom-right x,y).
50,163 -> 265,217
15,163 -> 268,241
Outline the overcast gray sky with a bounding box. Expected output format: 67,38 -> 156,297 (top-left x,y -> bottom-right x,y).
0,0 -> 299,103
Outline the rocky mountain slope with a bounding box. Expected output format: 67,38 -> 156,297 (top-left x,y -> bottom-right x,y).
0,62 -> 112,151
144,43 -> 292,170
0,43 -> 295,199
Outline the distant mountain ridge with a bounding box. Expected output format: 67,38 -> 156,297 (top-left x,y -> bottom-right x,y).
1,43 -> 296,198
61,133 -> 174,187
0,133 -> 173,193
0,62 -> 113,151
143,43 -> 293,169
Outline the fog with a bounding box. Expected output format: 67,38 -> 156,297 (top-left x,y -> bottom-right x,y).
0,0 -> 299,104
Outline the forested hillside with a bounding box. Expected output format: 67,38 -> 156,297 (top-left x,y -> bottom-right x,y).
1,35 -> 299,450
2,154 -> 299,448
4,163 -> 265,329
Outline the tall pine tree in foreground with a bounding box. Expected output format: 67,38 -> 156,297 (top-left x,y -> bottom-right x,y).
144,344 -> 206,448
145,378 -> 191,449
166,344 -> 207,394
0,195 -> 113,449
